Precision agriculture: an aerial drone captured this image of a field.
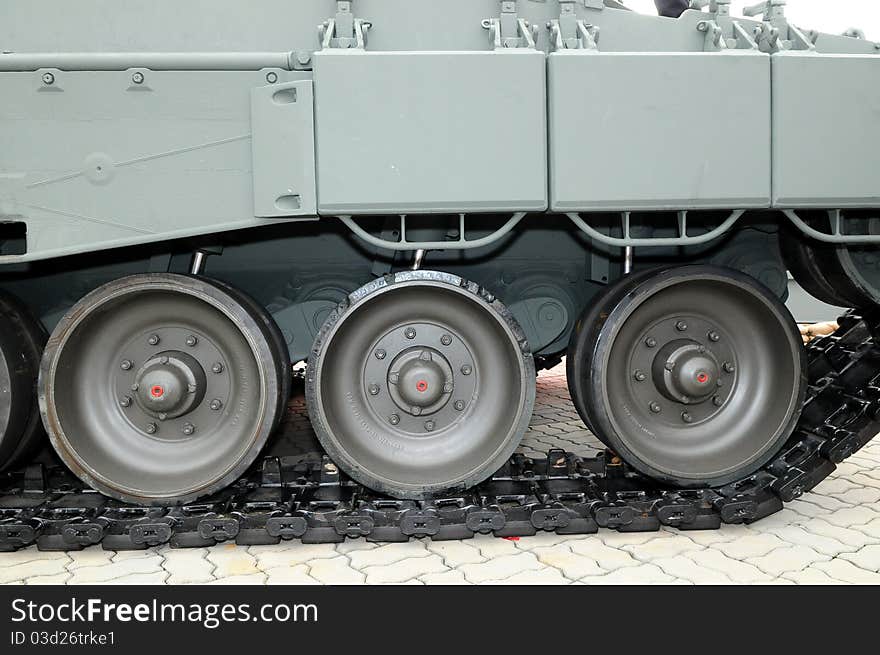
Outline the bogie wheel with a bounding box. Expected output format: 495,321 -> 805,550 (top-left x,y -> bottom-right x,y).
39,274 -> 284,505
573,265 -> 806,488
306,271 -> 536,499
779,226 -> 853,307
0,290 -> 47,471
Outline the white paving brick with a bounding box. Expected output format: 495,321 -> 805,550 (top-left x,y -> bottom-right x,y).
745,546 -> 829,577
839,544 -> 880,572
818,506 -> 880,528
459,553 -> 543,583
485,568 -> 570,585
568,540 -> 641,570
782,568 -> 848,585
712,533 -> 788,560
581,563 -> 678,585
207,547 -> 260,578
363,554 -> 448,584
622,536 -> 702,561
0,557 -> 70,584
265,565 -> 319,585
532,544 -> 605,579
348,541 -> 430,569
812,559 -> 880,584
162,549 -> 215,584
686,549 -> 772,583
253,542 -> 342,569
308,557 -> 365,584
764,526 -> 858,557
650,556 -> 731,584
426,540 -> 485,567
419,570 -> 471,585
68,555 -> 165,584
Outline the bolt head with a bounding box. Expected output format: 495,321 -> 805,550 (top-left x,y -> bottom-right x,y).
158,413 -> 167,421
42,72 -> 54,85
120,359 -> 133,371
633,370 -> 647,382
368,384 -> 380,396
212,362 -> 224,374
440,334 -> 452,346
411,406 -> 423,416
210,399 -> 223,411
713,395 -> 723,407
681,412 -> 693,424
675,321 -> 688,332
389,372 -> 399,385
132,71 -> 144,84
187,384 -> 197,394
424,420 -> 435,432
723,362 -> 736,373
266,71 -> 278,83
389,414 -> 400,426
119,396 -> 132,408
461,365 -> 473,376
665,361 -> 675,372
375,349 -> 387,360
148,334 -> 160,346
146,423 -> 157,434
182,423 -> 195,436
649,402 -> 662,414
185,335 -> 198,347
645,337 -> 657,348
454,400 -> 465,411
443,382 -> 453,393
404,327 -> 417,340
708,331 -> 721,342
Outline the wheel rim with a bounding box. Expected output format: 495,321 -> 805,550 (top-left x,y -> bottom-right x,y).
40,274 -> 279,504
591,267 -> 804,487
307,272 -> 535,498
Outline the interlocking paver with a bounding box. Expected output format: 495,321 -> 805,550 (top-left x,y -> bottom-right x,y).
6,362 -> 880,586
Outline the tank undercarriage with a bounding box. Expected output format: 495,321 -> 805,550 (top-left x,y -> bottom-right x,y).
0,1 -> 879,546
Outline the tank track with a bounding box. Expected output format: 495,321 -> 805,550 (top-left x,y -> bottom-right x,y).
1,310 -> 878,552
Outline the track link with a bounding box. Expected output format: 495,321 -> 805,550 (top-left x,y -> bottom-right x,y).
1,310 -> 879,552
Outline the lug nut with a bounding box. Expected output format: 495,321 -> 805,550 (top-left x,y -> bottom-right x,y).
42,72 -> 55,85
187,384 -> 197,394
443,382 -> 453,393
131,383 -> 140,392
454,400 -> 465,411
120,359 -> 133,371
210,399 -> 223,411
389,372 -> 399,385
708,331 -> 721,342
368,383 -> 380,395
119,396 -> 132,408
375,349 -> 386,360
411,406 -> 423,416
675,321 -> 688,332
182,423 -> 195,436
148,334 -> 160,346
713,396 -> 723,407
132,71 -> 145,84
389,414 -> 400,426
160,356 -> 169,365
158,413 -> 167,421
145,423 -> 157,434
185,335 -> 198,347
424,420 -> 435,432
266,71 -> 278,84
649,402 -> 662,414
645,337 -> 657,348
681,411 -> 693,424
404,327 -> 417,340
461,365 -> 472,376
665,361 -> 675,372
633,370 -> 647,382
212,362 -> 224,374
723,362 -> 736,373
440,334 -> 452,346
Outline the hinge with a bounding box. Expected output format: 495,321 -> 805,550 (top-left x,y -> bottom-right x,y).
690,0 -> 757,51
742,0 -> 816,52
318,1 -> 372,50
548,1 -> 600,51
482,1 -> 538,50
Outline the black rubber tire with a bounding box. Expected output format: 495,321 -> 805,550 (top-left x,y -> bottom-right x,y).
39,273 -> 283,505
583,265 -> 806,488
306,271 -> 536,499
0,290 -> 47,471
780,227 -> 853,308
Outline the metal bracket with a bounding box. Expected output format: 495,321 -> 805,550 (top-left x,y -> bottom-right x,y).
548,1 -> 599,51
319,1 -> 371,50
337,213 -> 526,252
743,0 -> 815,53
566,211 -> 746,248
482,1 -> 538,50
691,1 -> 757,50
783,210 -> 880,245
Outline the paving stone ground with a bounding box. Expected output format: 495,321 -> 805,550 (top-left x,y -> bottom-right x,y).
4,363 -> 880,585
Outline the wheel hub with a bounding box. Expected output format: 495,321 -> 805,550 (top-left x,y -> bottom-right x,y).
389,348 -> 450,413
133,351 -> 206,419
652,340 -> 719,404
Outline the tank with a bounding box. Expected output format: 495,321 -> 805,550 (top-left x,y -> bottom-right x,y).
0,0 -> 877,504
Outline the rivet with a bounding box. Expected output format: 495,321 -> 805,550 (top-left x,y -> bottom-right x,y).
645,337 -> 657,348
120,359 -> 133,371
389,414 -> 400,426
681,411 -> 693,424
675,321 -> 688,332
185,335 -> 198,347
454,400 -> 465,411
368,383 -> 380,395
440,334 -> 452,346
461,365 -> 473,376
649,402 -> 661,414
633,370 -> 646,382
42,72 -> 55,85
375,349 -> 387,360
148,334 -> 160,346
210,399 -> 223,411
723,362 -> 736,373
708,331 -> 721,342
119,396 -> 132,408
182,423 -> 195,436
132,71 -> 145,85
713,396 -> 723,407
405,327 -> 417,340
424,420 -> 435,432
212,362 -> 224,374
145,423 -> 157,434
266,71 -> 278,84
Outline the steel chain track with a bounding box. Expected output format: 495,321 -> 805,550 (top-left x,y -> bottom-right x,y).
1,310 -> 879,552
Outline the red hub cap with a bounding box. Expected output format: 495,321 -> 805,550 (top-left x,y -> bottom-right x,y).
416,380 -> 428,393
150,385 -> 165,398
